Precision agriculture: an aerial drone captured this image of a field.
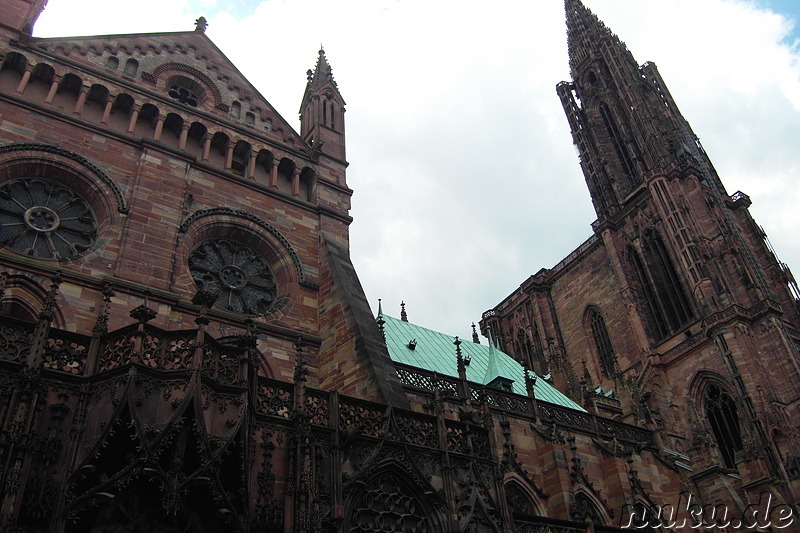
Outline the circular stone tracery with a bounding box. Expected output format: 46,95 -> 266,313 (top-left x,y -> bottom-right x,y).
0,178 -> 98,260
188,239 -> 277,315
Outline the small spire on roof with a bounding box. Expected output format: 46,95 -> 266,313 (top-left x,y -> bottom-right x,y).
194,16 -> 208,33
400,301 -> 408,322
376,299 -> 385,341
471,322 -> 480,344
455,336 -> 468,380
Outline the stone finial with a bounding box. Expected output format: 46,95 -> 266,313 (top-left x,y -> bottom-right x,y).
400,301 -> 408,322
194,16 -> 208,33
293,337 -> 309,384
38,271 -> 62,323
92,282 -> 116,337
471,322 -> 480,344
455,336 -> 469,378
376,298 -> 386,341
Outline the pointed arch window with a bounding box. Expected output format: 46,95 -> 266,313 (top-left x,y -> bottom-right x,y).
587,307 -> 615,377
704,383 -> 743,468
505,482 -> 539,519
598,102 -> 640,189
573,492 -> 604,524
628,231 -> 693,342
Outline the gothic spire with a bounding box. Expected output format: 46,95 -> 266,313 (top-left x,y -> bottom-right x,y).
299,47 -> 347,160
306,47 -> 338,91
564,0 -> 631,76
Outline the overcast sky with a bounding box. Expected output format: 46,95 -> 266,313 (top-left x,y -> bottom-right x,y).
34,0 -> 800,341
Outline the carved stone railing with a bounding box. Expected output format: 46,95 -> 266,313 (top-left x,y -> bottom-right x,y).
339,397 -> 387,438
0,319 -> 34,363
305,388 -> 330,426
477,387 -> 531,413
41,329 -> 89,374
393,410 -> 438,448
395,362 -> 653,445
538,403 -> 593,432
257,378 -> 293,419
0,317 -> 251,385
595,418 -> 653,446
395,364 -> 459,396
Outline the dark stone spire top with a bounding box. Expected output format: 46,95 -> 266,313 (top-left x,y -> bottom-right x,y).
564,0 -> 630,75
308,47 -> 338,91
400,301 -> 408,322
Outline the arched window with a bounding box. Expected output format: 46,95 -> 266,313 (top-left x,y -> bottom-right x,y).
587,307 -> 615,377
505,482 -> 538,519
123,58 -> 138,77
573,492 -> 604,524
230,100 -> 241,119
628,231 -> 693,342
344,469 -> 441,533
643,232 -> 693,330
598,102 -> 639,189
704,383 -> 742,468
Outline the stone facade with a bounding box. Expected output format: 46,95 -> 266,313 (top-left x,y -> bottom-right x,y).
482,0 -> 800,523
0,0 -> 791,532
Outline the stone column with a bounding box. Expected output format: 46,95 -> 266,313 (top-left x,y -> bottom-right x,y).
127,105 -> 142,134
152,114 -> 165,140
44,78 -> 60,105
291,167 -> 301,197
248,150 -> 257,179
202,133 -> 212,161
100,98 -> 114,124
73,86 -> 88,115
224,140 -> 234,170
178,122 -> 190,150
14,69 -> 31,94
269,159 -> 279,188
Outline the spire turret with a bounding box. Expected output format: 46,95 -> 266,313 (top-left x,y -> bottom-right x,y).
300,48 -> 346,161
557,0 -> 718,223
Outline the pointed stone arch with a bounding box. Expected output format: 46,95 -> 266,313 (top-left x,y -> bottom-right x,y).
343,460 -> 446,533
504,477 -> 545,519
571,490 -> 611,525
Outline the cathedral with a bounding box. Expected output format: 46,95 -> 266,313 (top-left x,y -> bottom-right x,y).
0,0 -> 798,531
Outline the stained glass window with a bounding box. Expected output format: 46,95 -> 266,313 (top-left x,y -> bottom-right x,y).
188,239 -> 277,315
0,178 -> 98,260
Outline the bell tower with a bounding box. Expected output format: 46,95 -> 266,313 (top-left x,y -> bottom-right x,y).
299,48 -> 346,161
556,0 -> 727,221
556,0 -> 799,327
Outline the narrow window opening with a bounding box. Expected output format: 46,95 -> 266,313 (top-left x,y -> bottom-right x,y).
599,103 -> 639,188
123,58 -> 139,77
704,384 -> 743,468
588,308 -> 615,377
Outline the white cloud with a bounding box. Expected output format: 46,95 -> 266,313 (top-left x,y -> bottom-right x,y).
34,0 -> 800,340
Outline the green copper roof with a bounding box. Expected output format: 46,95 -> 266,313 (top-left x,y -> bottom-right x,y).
381,314 -> 585,411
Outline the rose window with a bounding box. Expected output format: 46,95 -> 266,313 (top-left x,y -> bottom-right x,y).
188,239 -> 277,315
0,178 -> 98,260
168,85 -> 199,107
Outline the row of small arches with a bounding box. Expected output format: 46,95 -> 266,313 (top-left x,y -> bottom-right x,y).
0,52 -> 315,200
49,39 -> 262,115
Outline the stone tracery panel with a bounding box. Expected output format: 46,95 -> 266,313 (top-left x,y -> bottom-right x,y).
347,471 -> 434,533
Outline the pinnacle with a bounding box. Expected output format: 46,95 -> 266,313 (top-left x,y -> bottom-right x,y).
564,0 -> 629,75
308,46 -> 337,90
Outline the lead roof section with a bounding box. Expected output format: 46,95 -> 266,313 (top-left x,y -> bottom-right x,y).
381,314 -> 585,411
